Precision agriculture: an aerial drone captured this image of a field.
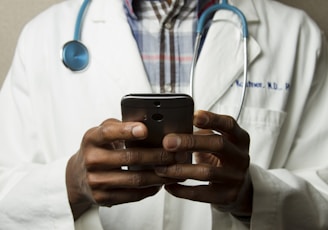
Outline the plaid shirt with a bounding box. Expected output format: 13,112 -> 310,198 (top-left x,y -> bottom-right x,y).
124,0 -> 216,93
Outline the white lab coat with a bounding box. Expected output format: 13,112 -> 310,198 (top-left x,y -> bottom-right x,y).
0,0 -> 328,229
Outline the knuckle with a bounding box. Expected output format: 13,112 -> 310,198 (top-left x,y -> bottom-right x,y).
98,120 -> 123,142
84,152 -> 98,168
160,150 -> 172,163
129,173 -> 144,187
82,127 -> 97,146
184,135 -> 197,149
100,118 -> 120,126
172,164 -> 182,176
123,150 -> 142,165
216,135 -> 225,150
223,115 -> 237,131
86,173 -> 98,188
93,191 -> 111,206
98,125 -> 111,141
200,166 -> 215,180
163,164 -> 182,176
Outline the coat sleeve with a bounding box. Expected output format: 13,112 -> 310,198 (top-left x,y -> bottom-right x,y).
0,23 -> 75,229
247,27 -> 328,230
250,21 -> 328,230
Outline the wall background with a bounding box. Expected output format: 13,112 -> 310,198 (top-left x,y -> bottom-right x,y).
0,0 -> 63,87
0,0 -> 327,87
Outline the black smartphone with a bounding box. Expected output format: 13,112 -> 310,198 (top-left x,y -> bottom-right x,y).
121,94 -> 194,148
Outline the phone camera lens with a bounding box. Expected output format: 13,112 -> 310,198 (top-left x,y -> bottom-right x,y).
154,101 -> 161,108
152,113 -> 163,122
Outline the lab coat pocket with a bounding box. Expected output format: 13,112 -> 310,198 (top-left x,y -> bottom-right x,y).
239,107 -> 287,169
211,105 -> 287,169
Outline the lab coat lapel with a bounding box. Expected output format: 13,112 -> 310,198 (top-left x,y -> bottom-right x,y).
87,0 -> 152,94
193,0 -> 261,111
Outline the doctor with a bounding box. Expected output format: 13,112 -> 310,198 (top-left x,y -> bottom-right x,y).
0,0 -> 328,229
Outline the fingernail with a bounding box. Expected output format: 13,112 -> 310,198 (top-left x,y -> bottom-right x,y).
164,136 -> 181,151
132,125 -> 146,138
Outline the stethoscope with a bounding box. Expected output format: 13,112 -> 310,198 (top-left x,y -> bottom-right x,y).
61,0 -> 249,120
61,0 -> 90,72
190,0 -> 249,120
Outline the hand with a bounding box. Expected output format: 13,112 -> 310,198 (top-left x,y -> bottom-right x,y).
155,110 -> 252,217
66,119 -> 181,220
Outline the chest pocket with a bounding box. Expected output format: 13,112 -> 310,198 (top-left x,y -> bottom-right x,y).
210,104 -> 287,169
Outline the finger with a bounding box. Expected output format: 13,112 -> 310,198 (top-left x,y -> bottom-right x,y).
163,133 -> 225,153
163,134 -> 248,167
155,163 -> 243,183
88,170 -> 179,189
83,119 -> 148,147
92,186 -> 161,207
194,152 -> 222,166
164,183 -> 239,207
85,148 -> 178,171
193,110 -> 249,143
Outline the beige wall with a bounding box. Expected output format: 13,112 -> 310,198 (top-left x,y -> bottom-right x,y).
0,0 -> 327,88
0,0 -> 63,87
281,0 -> 328,36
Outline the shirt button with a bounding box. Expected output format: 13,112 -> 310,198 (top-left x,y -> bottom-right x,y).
164,84 -> 172,92
164,22 -> 173,30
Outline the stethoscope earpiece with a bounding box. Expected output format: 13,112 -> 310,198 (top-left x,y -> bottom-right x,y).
62,40 -> 89,72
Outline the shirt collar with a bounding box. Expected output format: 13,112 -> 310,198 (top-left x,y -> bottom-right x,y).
123,0 -> 259,22
124,0 -> 136,18
124,0 -> 214,19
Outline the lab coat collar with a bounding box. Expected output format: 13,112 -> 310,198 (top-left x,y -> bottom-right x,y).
230,0 -> 259,23
82,0 -> 153,94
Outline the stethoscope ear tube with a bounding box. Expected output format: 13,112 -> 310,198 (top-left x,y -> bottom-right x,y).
197,0 -> 248,38
189,36 -> 248,122
235,37 -> 248,121
190,1 -> 249,121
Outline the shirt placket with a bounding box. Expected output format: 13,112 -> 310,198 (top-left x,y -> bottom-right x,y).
152,0 -> 187,93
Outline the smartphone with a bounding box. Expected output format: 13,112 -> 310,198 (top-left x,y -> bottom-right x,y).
121,94 -> 194,148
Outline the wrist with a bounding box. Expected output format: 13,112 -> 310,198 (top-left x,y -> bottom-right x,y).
230,170 -> 253,226
231,170 -> 253,216
231,213 -> 251,227
66,154 -> 94,220
212,170 -> 253,223
69,200 -> 93,220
